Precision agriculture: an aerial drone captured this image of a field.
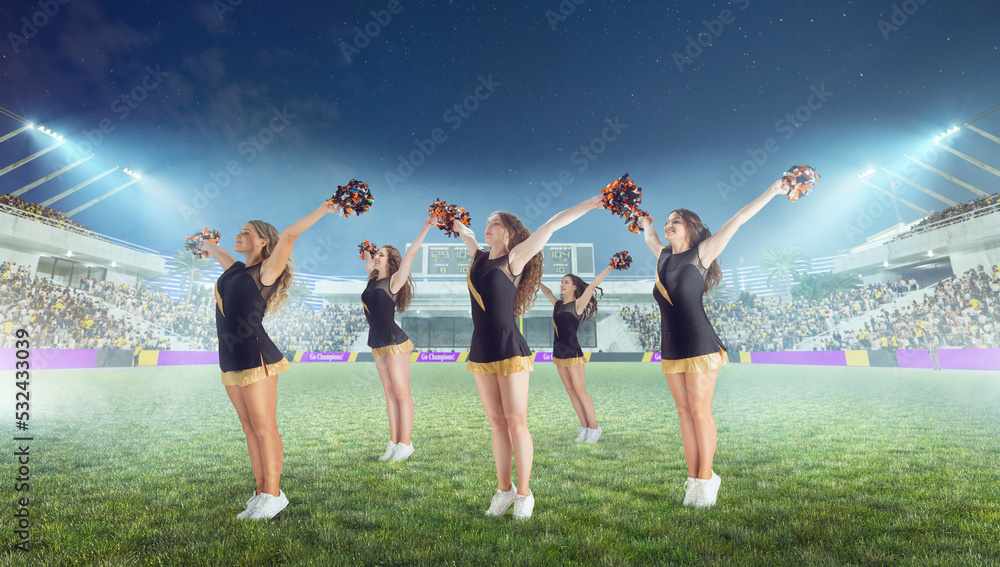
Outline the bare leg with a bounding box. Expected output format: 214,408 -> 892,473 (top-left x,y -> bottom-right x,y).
664,373 -> 699,478
386,351 -> 414,445
685,369 -> 719,479
556,365 -> 588,427
225,384 -> 264,495
241,375 -> 283,496
498,371 -> 532,496
374,356 -> 400,443
474,373 -> 512,491
567,364 -> 597,428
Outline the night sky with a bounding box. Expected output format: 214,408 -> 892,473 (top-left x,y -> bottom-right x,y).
2,0 -> 999,276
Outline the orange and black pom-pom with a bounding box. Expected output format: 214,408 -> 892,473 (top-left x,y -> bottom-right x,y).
429,198 -> 471,238
610,251 -> 632,271
782,165 -> 820,202
184,228 -> 221,259
327,179 -> 374,217
601,173 -> 648,232
358,240 -> 378,260
625,209 -> 653,234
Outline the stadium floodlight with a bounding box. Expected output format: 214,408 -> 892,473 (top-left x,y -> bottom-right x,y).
927,250 -> 934,257
883,260 -> 889,268
857,167 -> 877,179
111,261 -> 117,267
66,250 -> 73,257
933,126 -> 960,142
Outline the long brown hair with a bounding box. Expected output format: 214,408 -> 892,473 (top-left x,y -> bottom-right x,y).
668,209 -> 722,293
249,219 -> 294,316
492,211 -> 542,316
563,273 -> 601,322
371,245 -> 413,313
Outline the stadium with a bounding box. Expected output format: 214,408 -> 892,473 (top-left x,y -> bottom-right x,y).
2,2 -> 1000,565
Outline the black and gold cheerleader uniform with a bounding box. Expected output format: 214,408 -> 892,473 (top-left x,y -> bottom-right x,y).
552,299 -> 585,367
215,261 -> 289,387
653,246 -> 729,373
466,249 -> 533,375
361,275 -> 413,357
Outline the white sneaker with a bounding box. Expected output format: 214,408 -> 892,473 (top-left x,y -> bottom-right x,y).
584,426 -> 603,443
512,491 -> 535,520
391,442 -> 414,461
236,492 -> 261,519
249,490 -> 289,520
575,427 -> 589,442
693,471 -> 721,508
682,477 -> 697,507
378,441 -> 398,461
485,486 -> 516,517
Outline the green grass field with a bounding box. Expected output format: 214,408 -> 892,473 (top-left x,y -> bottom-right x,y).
2,362 -> 999,566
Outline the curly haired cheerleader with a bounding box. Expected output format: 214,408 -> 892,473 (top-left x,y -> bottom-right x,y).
197,202 -> 338,520
637,177 -> 790,508
360,215 -> 435,462
537,264 -> 613,443
455,196 -> 602,520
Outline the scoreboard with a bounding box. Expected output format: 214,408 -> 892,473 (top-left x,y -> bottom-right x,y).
409,243 -> 594,277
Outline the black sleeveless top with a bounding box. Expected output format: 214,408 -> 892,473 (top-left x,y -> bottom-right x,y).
467,249 -> 532,363
653,247 -> 727,360
552,299 -> 584,360
361,276 -> 410,349
214,261 -> 284,372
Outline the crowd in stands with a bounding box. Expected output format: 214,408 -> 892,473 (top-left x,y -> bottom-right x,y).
0,193 -> 94,234
893,191 -> 1000,242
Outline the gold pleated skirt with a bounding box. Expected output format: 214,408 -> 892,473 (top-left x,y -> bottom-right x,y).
372,339 -> 414,358
221,357 -> 290,387
553,356 -> 586,368
661,350 -> 729,374
467,355 -> 534,376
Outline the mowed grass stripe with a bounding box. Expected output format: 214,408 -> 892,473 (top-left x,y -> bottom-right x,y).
2,363 -> 999,566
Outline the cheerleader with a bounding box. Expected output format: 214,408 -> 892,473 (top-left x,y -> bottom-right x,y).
361,215 -> 435,461
455,196 -> 602,519
537,264 -> 613,442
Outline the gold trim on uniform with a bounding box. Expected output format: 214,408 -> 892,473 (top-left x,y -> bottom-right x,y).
467,258 -> 486,312
553,356 -> 585,367
467,355 -> 533,376
362,300 -> 370,315
553,319 -> 559,338
660,349 -> 728,374
221,357 -> 290,387
372,339 -> 413,358
214,283 -> 225,316
655,247 -> 673,306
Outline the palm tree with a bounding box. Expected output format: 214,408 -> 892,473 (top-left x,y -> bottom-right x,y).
165,250 -> 215,304
758,246 -> 810,300
819,272 -> 861,295
286,282 -> 314,308
704,280 -> 733,304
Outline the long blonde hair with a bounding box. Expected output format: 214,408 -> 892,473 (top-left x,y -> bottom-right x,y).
492,211 -> 542,316
249,220 -> 293,316
371,244 -> 414,313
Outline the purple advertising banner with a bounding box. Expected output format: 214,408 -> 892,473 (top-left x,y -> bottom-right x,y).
938,348 -> 1000,370
534,352 -> 553,363
0,348 -> 98,370
650,352 -> 662,362
751,350 -> 847,366
417,352 -> 462,362
300,352 -> 352,363
896,349 -> 933,369
157,351 -> 220,366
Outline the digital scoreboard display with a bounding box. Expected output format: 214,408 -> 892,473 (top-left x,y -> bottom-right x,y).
418,244 -> 588,276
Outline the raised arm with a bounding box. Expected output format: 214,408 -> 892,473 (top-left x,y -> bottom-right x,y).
509,195 -> 602,274
638,215 -> 663,257
698,177 -> 788,266
390,214 -> 436,294
362,250 -> 375,277
260,202 -> 337,286
456,218 -> 480,255
575,265 -> 613,314
537,281 -> 558,305
199,240 -> 237,271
